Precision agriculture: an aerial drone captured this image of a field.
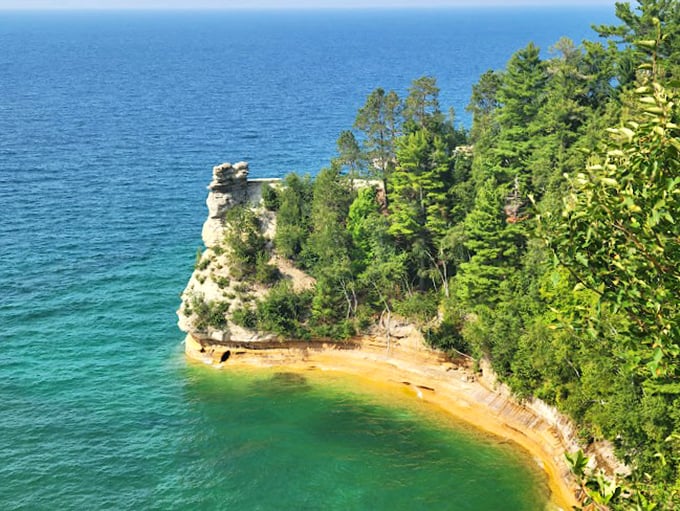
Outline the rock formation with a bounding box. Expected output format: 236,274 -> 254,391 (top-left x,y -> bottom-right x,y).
201,162 -> 250,248
178,162 -> 274,344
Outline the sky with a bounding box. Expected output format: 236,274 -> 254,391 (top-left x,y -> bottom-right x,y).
0,0 -> 620,10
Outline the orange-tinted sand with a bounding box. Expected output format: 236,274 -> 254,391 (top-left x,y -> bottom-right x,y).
185,332 -> 579,510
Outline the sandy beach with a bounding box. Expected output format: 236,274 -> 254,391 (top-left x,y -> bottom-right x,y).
185,328 -> 580,510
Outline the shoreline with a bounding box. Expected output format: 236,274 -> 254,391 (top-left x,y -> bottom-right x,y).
184,330 -> 580,510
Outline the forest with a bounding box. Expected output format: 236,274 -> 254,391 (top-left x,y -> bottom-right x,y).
208,1 -> 679,508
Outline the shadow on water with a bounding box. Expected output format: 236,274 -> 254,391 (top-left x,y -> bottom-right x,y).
257,372 -> 312,395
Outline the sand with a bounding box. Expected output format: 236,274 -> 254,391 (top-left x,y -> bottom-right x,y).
185,330 -> 580,510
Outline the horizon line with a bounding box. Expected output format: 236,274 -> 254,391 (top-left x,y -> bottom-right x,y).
0,4 -> 618,11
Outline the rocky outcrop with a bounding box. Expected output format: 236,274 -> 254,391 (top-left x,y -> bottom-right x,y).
200,162 -> 281,248
178,162 -> 282,344
201,162 -> 250,248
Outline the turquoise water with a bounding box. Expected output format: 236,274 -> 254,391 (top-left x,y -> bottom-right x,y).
173,369 -> 550,509
0,8 -> 615,509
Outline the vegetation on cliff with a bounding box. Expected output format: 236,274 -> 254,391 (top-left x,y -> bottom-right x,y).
188,1 -> 679,508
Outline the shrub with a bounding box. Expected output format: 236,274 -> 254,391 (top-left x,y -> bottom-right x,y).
214,275 -> 230,289
194,249 -> 211,271
426,299 -> 470,356
255,252 -> 280,285
182,300 -> 193,317
355,304 -> 375,332
189,294 -> 230,331
261,183 -> 280,211
256,281 -> 311,338
310,319 -> 355,340
394,291 -> 438,326
231,306 -> 257,329
233,282 -> 250,294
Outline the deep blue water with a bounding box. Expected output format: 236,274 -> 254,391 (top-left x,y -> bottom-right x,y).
1,8 -> 614,510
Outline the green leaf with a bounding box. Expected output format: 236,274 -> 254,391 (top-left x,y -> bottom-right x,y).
575,252 -> 589,267
636,39 -> 657,48
639,96 -> 658,105
618,127 -> 635,141
565,450 -> 588,478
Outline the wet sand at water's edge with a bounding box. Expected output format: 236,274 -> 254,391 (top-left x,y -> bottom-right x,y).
185,332 -> 579,511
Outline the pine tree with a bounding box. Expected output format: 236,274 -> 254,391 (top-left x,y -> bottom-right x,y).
303,166 -> 356,326
347,186 -> 382,270
354,88 -> 402,180
492,43 -> 549,191
456,178 -> 524,306
274,173 -> 313,260
529,38 -> 591,197
388,129 -> 430,241
467,69 -> 503,146
387,129 -> 456,290
594,0 -> 680,83
335,130 -> 364,180
403,76 -> 444,132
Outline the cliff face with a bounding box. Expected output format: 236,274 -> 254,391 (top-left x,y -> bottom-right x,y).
177,162 -> 280,344
200,162 -> 279,247
201,162 -> 250,248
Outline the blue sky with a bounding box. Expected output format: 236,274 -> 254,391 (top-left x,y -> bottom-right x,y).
0,0 -> 620,9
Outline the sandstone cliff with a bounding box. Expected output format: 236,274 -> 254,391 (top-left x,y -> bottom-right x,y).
177,162 -> 282,344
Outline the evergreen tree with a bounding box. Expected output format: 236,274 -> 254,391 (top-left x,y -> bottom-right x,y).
387,129 -> 455,290
492,43 -> 549,190
580,40 -> 617,110
347,186 -> 383,270
274,173 -> 313,260
403,76 -> 444,132
456,178 -> 524,306
303,166 -> 356,328
304,165 -> 353,271
354,88 -> 402,180
335,130 -> 364,180
388,129 -> 431,242
530,38 -> 591,196
594,0 -> 680,83
467,69 -> 503,146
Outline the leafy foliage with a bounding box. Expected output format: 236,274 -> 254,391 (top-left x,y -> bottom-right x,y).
549,78 -> 680,377
223,206 -> 276,285
188,294 -> 230,332
255,281 -> 311,338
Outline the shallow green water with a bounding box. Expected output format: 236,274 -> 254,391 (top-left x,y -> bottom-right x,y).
175,367 -> 550,510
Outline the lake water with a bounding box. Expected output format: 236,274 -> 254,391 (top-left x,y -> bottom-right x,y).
0,7 -> 614,509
